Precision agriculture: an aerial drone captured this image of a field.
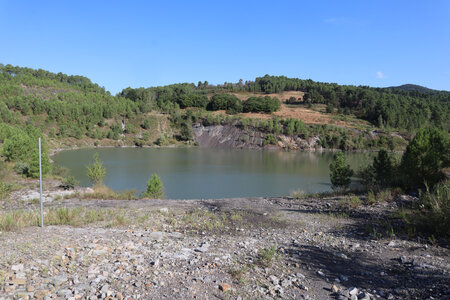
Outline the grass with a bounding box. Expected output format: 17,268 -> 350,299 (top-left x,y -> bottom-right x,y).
257,245 -> 278,267
82,184 -> 137,200
0,207 -> 130,231
337,195 -> 361,210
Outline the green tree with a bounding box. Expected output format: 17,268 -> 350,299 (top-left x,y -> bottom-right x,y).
143,173 -> 165,199
28,147 -> 51,178
329,151 -> 354,191
373,149 -> 394,188
86,153 -> 106,185
401,127 -> 450,187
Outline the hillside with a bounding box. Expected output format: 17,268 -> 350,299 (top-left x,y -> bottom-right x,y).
0,64 -> 448,179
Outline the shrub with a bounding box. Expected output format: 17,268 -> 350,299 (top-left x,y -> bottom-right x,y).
60,176 -> 79,190
176,94 -> 209,109
207,94 -> 242,113
329,151 -> 354,191
86,153 -> 106,185
412,181 -> 450,237
143,174 -> 165,199
243,96 -> 281,113
13,161 -> 29,175
401,127 -> 450,188
28,148 -> 51,178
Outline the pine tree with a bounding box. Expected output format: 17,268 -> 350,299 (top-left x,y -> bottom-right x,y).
329,151 -> 354,191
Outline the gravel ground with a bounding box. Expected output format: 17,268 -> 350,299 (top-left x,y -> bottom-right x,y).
1,191 -> 449,300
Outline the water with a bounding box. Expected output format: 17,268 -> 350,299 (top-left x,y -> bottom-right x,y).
52,147 -> 373,199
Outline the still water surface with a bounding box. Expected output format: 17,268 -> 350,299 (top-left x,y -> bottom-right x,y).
52,148 -> 373,199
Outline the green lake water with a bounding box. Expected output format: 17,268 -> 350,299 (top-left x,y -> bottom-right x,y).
52,147 -> 373,199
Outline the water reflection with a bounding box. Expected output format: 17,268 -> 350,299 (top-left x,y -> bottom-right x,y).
52,148 -> 373,199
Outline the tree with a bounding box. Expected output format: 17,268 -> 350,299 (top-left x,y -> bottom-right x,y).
143,174 -> 165,199
401,127 -> 450,187
28,147 -> 51,178
86,153 -> 106,185
329,151 -> 354,191
373,149 -> 394,188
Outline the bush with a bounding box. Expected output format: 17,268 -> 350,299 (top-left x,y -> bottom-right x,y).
142,174 -> 165,199
412,181 -> 450,237
401,127 -> 450,188
176,94 -> 209,109
243,96 -> 281,113
60,176 -> 79,190
28,148 -> 51,178
86,153 -> 106,185
207,94 -> 242,113
329,151 -> 354,191
13,161 -> 30,175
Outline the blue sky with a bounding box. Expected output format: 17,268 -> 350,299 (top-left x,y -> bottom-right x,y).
0,0 -> 449,94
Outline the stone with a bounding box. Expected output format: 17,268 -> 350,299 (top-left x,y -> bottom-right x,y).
11,264 -> 24,272
51,275 -> 68,286
26,286 -> 34,292
150,232 -> 164,241
336,253 -> 348,259
159,207 -> 169,213
269,275 -> 279,285
11,278 -> 26,285
219,283 -> 231,292
34,290 -> 50,300
317,270 -> 325,277
339,275 -> 349,282
332,284 -> 339,293
280,279 -> 291,287
349,287 -> 359,296
195,242 -> 210,253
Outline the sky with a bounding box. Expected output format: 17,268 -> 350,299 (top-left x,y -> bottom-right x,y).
0,0 -> 449,94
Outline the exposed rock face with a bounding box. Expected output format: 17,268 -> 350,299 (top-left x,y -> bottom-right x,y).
193,123 -> 322,150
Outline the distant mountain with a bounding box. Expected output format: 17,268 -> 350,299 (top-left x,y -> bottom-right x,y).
385,84 -> 444,94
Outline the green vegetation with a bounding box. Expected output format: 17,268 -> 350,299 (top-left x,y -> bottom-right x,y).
242,96 -> 281,113
143,173 -> 165,199
86,153 -> 106,185
400,127 -> 450,188
329,151 -> 354,191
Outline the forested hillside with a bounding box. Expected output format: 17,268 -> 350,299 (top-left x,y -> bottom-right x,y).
1,64 -> 449,178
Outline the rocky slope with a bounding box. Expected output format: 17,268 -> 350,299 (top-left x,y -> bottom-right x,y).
193,123 -> 322,150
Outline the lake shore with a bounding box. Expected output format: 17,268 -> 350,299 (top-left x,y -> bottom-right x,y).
1,188 -> 448,299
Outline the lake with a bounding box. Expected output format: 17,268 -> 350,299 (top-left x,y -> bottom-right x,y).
52,147 -> 373,199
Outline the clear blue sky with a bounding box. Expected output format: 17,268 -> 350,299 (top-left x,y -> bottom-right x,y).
1,0 -> 449,94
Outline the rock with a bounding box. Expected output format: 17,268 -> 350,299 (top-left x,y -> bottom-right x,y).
150,231 -> 164,241
159,207 -> 169,213
280,279 -> 291,287
388,241 -> 397,247
34,290 -> 50,300
332,284 -> 339,293
269,275 -> 279,285
51,275 -> 68,286
11,278 -> 26,285
11,264 -> 24,272
195,242 -> 210,253
349,287 -> 359,296
336,253 -> 348,259
296,273 -> 306,280
317,270 -> 326,277
219,283 -> 231,292
26,286 -> 34,292
93,249 -> 108,256
339,275 -> 349,282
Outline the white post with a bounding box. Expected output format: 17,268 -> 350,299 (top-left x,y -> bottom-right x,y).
39,137 -> 44,227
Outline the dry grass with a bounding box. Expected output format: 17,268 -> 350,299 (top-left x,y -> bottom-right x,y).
82,184 -> 137,200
